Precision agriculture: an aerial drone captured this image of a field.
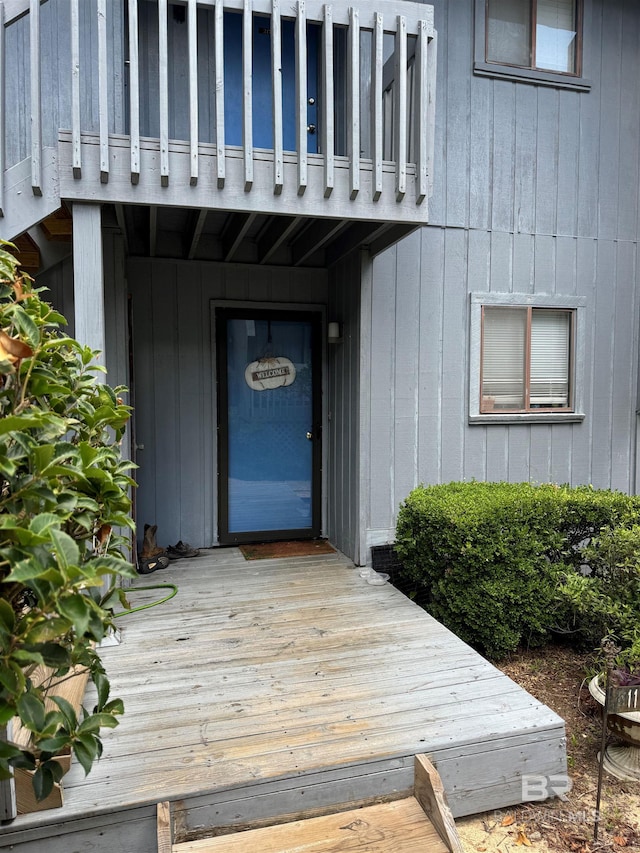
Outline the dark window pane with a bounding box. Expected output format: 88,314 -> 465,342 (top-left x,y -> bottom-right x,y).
487,0 -> 531,67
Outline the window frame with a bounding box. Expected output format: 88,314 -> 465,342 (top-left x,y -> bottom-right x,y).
469,293 -> 586,425
474,0 -> 592,91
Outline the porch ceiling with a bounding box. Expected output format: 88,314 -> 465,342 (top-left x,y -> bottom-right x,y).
105,204 -> 417,269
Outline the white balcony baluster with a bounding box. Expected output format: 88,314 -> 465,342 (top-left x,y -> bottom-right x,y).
347,6 -> 359,201
296,0 -> 307,195
159,0 -> 169,186
215,0 -> 226,189
372,11 -> 383,202
188,0 -> 199,186
271,0 -> 284,194
394,14 -> 407,201
29,0 -> 41,196
242,0 -> 253,191
97,0 -> 109,184
128,0 -> 140,183
321,3 -> 334,198
71,0 -> 81,179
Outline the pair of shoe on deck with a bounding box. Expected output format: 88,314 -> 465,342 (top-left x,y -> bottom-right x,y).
138,523 -> 200,574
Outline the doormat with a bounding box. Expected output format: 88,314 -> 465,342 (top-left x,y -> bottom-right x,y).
239,540 -> 336,560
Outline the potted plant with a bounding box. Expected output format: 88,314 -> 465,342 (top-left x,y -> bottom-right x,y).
0,242 -> 136,809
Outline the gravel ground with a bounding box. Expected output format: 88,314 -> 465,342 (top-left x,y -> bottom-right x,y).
456,646 -> 640,853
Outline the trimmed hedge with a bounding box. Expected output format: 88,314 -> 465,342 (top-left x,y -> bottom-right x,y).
395,482 -> 640,659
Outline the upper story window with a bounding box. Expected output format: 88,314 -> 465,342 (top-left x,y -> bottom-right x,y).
474,0 -> 590,90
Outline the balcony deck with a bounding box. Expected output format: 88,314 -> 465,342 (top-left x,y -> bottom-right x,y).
0,548 -> 567,853
0,0 -> 436,262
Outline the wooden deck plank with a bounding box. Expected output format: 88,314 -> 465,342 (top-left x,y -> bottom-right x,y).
0,549 -> 566,847
173,797 -> 449,853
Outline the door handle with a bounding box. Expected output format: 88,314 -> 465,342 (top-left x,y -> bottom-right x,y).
307,124 -> 316,134
306,431 -> 313,440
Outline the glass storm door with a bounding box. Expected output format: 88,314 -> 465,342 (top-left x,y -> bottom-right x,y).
217,309 -> 321,544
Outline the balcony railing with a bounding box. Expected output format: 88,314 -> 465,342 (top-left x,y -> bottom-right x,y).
0,0 -> 436,238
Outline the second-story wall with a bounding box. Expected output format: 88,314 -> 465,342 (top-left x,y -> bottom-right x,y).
361,0 -> 640,550
4,1 -> 126,169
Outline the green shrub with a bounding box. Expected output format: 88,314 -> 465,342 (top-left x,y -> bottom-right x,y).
395,482 -> 640,659
0,244 -> 136,801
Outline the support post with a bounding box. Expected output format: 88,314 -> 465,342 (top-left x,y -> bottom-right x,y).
72,204 -> 105,372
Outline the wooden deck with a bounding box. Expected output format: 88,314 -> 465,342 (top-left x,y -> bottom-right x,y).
0,548 -> 567,852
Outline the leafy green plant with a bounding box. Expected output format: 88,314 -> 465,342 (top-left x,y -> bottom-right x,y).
395,481 -> 640,659
0,243 -> 136,801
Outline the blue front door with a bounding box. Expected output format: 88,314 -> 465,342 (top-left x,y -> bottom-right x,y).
217,309 -> 321,543
223,13 -> 319,152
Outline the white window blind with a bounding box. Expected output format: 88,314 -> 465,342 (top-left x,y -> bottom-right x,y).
536,0 -> 576,72
482,307 -> 527,410
481,306 -> 572,412
530,309 -> 570,406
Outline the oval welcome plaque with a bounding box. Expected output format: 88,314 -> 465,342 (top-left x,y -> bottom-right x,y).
245,356 -> 296,391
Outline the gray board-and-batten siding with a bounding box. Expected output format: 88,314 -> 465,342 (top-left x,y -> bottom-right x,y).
32,0 -> 640,565
38,246 -> 363,560
360,0 -> 640,552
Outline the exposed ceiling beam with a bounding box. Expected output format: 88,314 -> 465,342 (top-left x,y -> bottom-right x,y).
256,216 -> 300,265
149,206 -> 158,257
325,222 -> 391,267
114,204 -> 130,256
27,225 -> 72,275
290,218 -> 347,267
13,233 -> 40,273
368,224 -> 418,258
185,208 -> 208,260
222,212 -> 256,262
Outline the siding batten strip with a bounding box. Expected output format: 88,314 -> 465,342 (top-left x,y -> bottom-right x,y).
395,15 -> 407,201
271,0 -> 283,194
29,0 -> 42,196
347,6 -> 359,200
158,0 -> 169,187
296,0 -> 307,195
188,0 -> 199,185
242,0 -> 253,191
128,0 -> 140,184
214,0 -> 225,188
415,19 -> 428,204
321,4 -> 334,198
97,0 -> 109,183
0,4 -> 5,215
372,11 -> 383,201
70,0 -> 81,179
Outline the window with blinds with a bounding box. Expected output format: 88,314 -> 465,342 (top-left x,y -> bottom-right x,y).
486,0 -> 579,75
481,306 -> 573,413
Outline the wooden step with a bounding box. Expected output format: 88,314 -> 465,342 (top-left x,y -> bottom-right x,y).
172,797 -> 450,853
175,795 -> 453,853
159,756 -> 464,853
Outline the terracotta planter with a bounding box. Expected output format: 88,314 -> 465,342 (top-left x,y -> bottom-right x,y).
588,675 -> 640,781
